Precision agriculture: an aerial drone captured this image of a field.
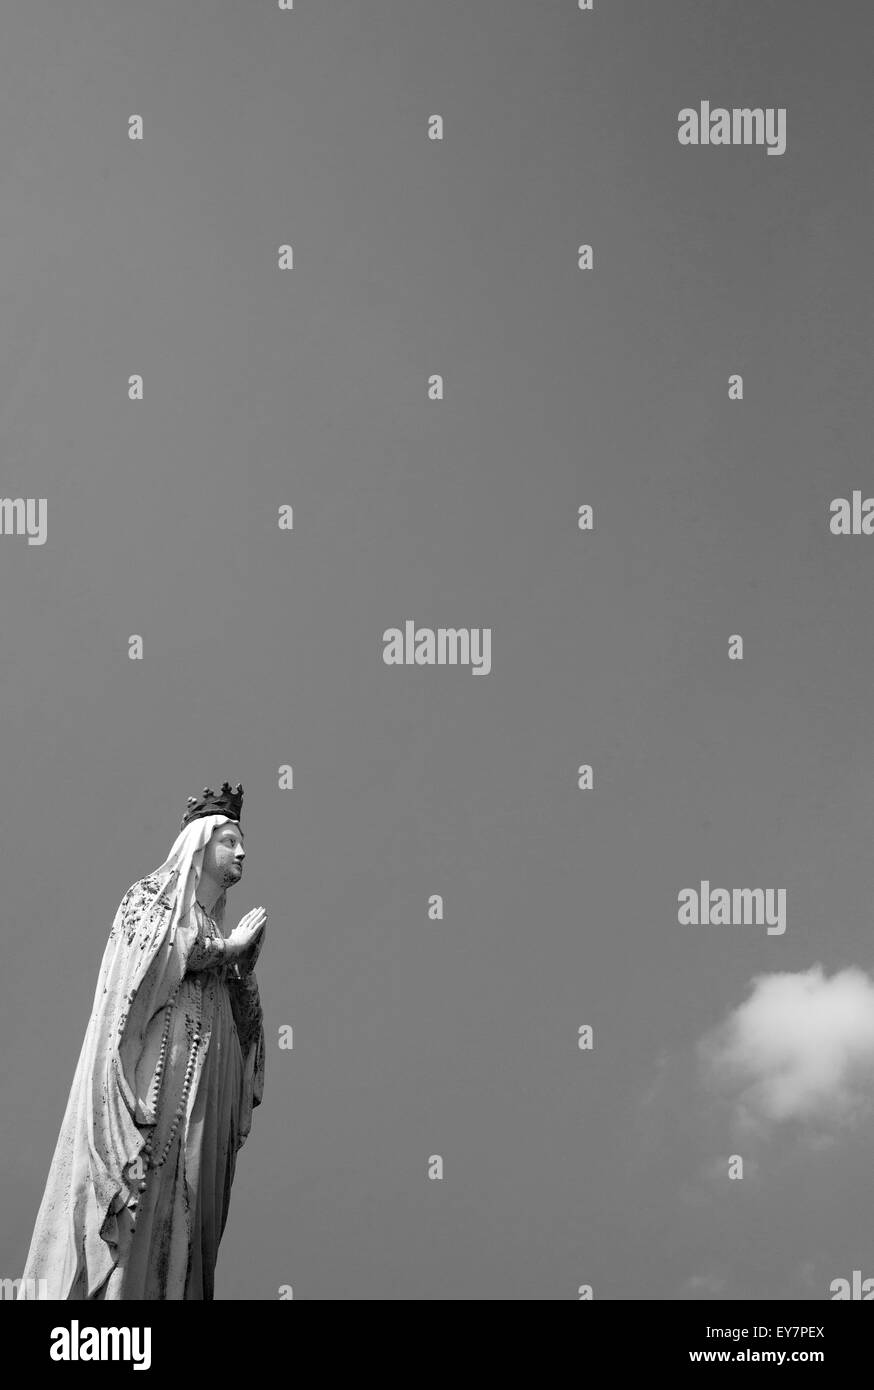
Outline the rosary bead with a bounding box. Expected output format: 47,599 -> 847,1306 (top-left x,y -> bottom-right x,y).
139,972 -> 206,1173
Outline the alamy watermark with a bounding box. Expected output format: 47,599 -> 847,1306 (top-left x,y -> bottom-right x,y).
49,1321 -> 151,1369
0,498 -> 47,545
678,102 -> 787,156
383,622 -> 491,674
2,1275 -> 48,1299
678,882 -> 786,935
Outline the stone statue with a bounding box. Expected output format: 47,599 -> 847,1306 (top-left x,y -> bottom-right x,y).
18,783 -> 267,1299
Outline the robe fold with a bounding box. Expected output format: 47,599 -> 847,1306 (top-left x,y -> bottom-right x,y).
18,815 -> 265,1301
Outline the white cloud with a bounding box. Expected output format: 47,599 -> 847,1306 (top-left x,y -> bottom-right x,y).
698,965 -> 874,1135
679,1270 -> 728,1299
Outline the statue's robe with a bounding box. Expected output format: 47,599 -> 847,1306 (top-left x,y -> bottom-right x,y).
18,871 -> 265,1300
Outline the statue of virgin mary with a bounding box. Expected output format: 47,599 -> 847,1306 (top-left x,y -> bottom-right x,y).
18,783 -> 267,1300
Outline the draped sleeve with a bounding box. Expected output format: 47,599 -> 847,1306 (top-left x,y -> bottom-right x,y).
180,909 -> 266,1145
226,971 -> 265,1144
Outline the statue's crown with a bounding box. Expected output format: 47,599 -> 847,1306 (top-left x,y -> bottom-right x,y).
181,781 -> 243,830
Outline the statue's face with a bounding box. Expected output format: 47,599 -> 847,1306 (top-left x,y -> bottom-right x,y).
201,821 -> 245,889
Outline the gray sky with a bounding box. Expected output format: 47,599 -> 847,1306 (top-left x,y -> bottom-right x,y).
2,0 -> 872,1299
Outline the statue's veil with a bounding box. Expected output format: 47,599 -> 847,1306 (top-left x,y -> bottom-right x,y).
152,812 -> 234,936
18,813 -> 239,1298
